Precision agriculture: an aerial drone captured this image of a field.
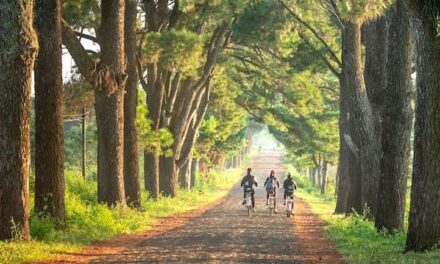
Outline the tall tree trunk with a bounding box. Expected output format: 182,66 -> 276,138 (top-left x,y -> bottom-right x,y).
159,156 -> 178,197
178,160 -> 191,191
321,159 -> 328,194
190,158 -> 197,189
335,73 -> 349,213
34,0 -> 65,220
405,4 -> 440,252
376,0 -> 413,232
96,0 -> 126,206
362,15 -> 388,217
145,152 -> 160,200
61,0 -> 128,207
0,0 -> 37,240
343,21 -> 379,216
316,155 -> 322,189
123,0 -> 141,209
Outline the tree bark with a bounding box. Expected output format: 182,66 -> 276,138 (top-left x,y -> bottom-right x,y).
405,1 -> 440,251
159,156 -> 178,196
145,152 -> 160,200
375,0 -> 413,232
362,15 -> 388,217
343,21 -> 379,216
312,167 -> 317,186
0,0 -> 37,240
335,73 -> 349,213
178,160 -> 191,191
316,155 -> 322,189
34,0 -> 65,220
61,1 -> 127,206
123,0 -> 141,209
96,0 -> 126,206
321,159 -> 328,194
190,158 -> 197,189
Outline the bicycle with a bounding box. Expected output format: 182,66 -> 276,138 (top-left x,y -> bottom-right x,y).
286,195 -> 294,217
243,191 -> 253,216
268,191 -> 276,216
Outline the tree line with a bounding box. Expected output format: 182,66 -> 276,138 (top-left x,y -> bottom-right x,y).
227,0 -> 440,252
0,0 -> 251,241
1,0 -> 440,254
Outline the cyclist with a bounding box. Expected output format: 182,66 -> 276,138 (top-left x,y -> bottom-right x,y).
264,170 -> 280,213
283,173 -> 298,213
240,168 -> 258,212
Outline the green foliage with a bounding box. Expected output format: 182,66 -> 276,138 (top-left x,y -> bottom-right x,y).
136,90 -> 174,155
421,0 -> 440,32
197,69 -> 248,167
62,0 -> 100,28
64,123 -> 97,172
297,189 -> 440,263
336,0 -> 394,23
1,165 -> 242,263
143,29 -> 204,76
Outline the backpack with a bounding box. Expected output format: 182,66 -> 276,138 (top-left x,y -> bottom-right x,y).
266,177 -> 275,192
285,180 -> 294,192
243,176 -> 253,192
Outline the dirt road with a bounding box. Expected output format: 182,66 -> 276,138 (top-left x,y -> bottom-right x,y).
41,151 -> 344,264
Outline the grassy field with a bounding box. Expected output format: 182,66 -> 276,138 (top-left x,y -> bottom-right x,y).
0,166 -> 244,264
295,176 -> 440,264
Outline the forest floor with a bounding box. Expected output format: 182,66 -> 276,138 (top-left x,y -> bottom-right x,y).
35,151 -> 344,264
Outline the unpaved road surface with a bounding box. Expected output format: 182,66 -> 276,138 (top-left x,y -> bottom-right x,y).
39,151 -> 344,264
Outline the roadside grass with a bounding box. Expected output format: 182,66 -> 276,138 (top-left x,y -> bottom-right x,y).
0,166 -> 244,264
295,176 -> 440,264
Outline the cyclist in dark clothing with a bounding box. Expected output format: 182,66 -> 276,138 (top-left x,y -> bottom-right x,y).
240,168 -> 258,212
264,170 -> 280,213
283,173 -> 297,205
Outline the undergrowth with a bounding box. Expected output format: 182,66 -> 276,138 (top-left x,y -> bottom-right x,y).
295,175 -> 440,264
0,166 -> 243,264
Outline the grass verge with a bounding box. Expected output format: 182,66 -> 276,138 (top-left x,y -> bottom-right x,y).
295,177 -> 440,264
0,166 -> 244,264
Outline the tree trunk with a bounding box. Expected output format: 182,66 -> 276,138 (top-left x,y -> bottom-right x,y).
96,0 -> 126,206
178,160 -> 191,191
316,155 -> 322,189
311,167 -> 316,186
343,21 -> 379,216
123,0 -> 141,209
321,160 -> 328,194
363,15 -> 388,217
159,156 -> 178,197
0,0 -> 37,240
376,0 -> 413,232
335,74 -> 349,213
190,158 -> 197,189
405,8 -> 440,252
144,152 -> 160,200
34,0 -> 65,220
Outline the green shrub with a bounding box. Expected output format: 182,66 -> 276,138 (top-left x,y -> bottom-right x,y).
297,189 -> 440,263
1,164 -> 243,263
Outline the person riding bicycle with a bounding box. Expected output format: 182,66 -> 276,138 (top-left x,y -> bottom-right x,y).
283,173 -> 297,206
240,168 -> 258,212
264,170 -> 280,213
